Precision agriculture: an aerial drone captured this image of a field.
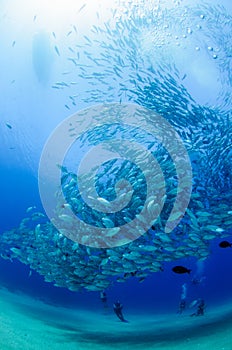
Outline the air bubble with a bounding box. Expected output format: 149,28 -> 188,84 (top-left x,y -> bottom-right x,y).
196,24 -> 202,30
195,47 -> 200,51
212,54 -> 217,59
182,34 -> 187,38
200,14 -> 205,19
208,46 -> 213,51
187,28 -> 192,34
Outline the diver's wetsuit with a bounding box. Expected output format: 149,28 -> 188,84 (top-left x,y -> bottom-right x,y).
113,301 -> 128,322
100,291 -> 108,309
178,299 -> 186,314
196,300 -> 205,315
191,299 -> 205,316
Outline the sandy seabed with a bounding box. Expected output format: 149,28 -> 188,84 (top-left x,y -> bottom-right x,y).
0,287 -> 231,350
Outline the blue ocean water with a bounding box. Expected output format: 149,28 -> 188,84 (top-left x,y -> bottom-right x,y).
0,0 -> 232,346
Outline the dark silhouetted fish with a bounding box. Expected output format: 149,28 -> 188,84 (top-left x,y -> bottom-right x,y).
219,241 -> 232,248
172,266 -> 191,274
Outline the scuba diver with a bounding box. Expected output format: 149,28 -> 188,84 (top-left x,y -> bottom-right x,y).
178,299 -> 186,314
177,283 -> 187,314
113,301 -> 128,322
100,291 -> 108,309
191,260 -> 206,286
191,276 -> 206,286
190,298 -> 205,316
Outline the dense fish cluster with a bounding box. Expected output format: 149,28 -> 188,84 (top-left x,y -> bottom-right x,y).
0,1 -> 232,292
0,187 -> 231,292
58,1 -> 231,110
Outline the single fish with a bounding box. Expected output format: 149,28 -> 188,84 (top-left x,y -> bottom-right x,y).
172,266 -> 191,274
54,45 -> 60,56
6,123 -> 12,129
219,241 -> 232,248
78,4 -> 86,13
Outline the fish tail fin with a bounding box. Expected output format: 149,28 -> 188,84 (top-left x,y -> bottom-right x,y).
188,269 -> 191,274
